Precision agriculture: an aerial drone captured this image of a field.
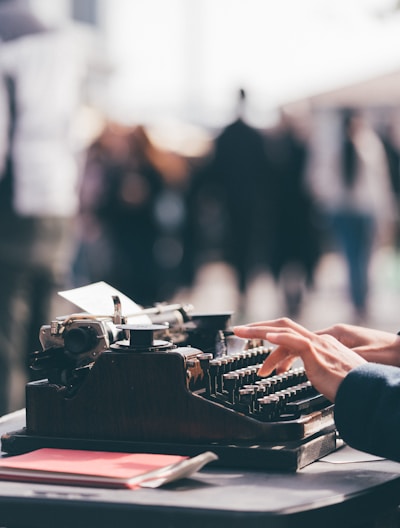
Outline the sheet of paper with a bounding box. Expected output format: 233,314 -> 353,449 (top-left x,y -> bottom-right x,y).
320,445 -> 384,464
58,281 -> 151,323
139,451 -> 218,488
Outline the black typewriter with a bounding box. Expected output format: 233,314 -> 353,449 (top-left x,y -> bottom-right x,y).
1,299 -> 340,471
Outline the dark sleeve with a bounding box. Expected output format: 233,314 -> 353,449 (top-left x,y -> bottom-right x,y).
334,363 -> 400,461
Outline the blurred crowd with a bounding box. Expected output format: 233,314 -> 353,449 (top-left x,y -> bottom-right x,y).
73,91 -> 324,319
1,0 -> 400,415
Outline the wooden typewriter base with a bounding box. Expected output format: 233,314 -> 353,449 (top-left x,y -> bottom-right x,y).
1,427 -> 340,472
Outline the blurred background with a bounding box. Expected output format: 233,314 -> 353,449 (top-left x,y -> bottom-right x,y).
29,0 -> 400,123
19,0 -> 400,331
4,0 -> 400,412
29,0 -> 400,124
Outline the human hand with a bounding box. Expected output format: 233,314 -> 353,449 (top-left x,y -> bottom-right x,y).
233,318 -> 366,402
316,323 -> 400,367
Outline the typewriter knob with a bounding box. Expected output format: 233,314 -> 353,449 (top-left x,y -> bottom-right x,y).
116,323 -> 170,351
64,326 -> 98,356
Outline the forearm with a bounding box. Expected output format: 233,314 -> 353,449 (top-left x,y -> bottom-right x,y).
335,363 -> 400,461
317,324 -> 400,366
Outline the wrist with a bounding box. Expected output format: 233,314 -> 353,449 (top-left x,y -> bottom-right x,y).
389,333 -> 400,366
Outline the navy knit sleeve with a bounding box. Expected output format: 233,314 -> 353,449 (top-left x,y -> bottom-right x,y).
334,363 -> 400,461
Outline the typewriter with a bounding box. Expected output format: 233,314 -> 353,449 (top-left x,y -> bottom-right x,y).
1,294 -> 340,471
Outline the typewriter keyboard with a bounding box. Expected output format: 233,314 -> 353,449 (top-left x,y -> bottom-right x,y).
197,347 -> 330,422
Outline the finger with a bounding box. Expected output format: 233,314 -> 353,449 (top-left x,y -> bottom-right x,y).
263,330 -> 315,369
233,323 -> 308,343
233,325 -> 270,341
237,318 -> 314,340
266,330 -> 310,350
275,355 -> 297,374
243,318 -> 288,327
243,318 -> 304,332
258,346 -> 295,376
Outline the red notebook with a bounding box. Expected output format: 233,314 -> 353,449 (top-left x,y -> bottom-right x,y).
0,448 -> 217,489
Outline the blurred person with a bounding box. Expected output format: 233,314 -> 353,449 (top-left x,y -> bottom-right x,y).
183,147 -> 230,287
0,0 -> 94,415
308,108 -> 397,324
233,317 -> 400,462
379,114 -> 400,249
73,121 -> 129,288
192,89 -> 275,310
265,109 -> 322,317
77,122 -> 189,306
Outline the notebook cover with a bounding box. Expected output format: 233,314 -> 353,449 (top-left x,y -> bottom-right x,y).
0,448 -> 189,489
